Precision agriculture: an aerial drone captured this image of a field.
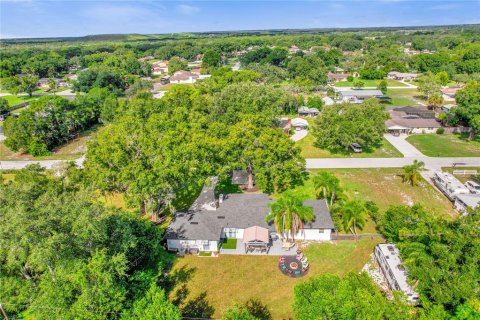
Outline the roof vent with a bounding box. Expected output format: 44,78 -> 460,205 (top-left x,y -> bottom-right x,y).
190,222 -> 199,225
217,216 -> 225,219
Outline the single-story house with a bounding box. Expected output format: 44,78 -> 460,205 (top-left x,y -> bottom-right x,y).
138,56 -> 154,62
65,73 -> 78,81
291,117 -> 309,130
37,78 -> 68,89
441,87 -> 461,102
279,117 -> 291,133
289,45 -> 301,54
454,194 -> 480,215
152,61 -> 168,75
170,70 -> 200,84
387,71 -> 418,81
338,89 -> 385,103
298,106 -> 319,117
164,190 -> 335,254
322,96 -> 334,106
231,170 -> 255,189
386,110 -> 441,134
327,73 -> 348,82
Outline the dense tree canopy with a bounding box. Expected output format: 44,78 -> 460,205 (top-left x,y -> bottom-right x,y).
0,165 -> 179,319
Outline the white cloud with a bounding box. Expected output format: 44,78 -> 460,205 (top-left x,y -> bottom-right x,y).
176,4 -> 200,15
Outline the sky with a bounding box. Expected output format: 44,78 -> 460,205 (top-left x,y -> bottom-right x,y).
1,0 -> 479,39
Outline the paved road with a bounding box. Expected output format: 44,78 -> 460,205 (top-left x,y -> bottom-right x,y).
291,129 -> 308,142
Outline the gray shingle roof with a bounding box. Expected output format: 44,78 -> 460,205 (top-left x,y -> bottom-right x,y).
231,170 -> 254,185
164,194 -> 334,241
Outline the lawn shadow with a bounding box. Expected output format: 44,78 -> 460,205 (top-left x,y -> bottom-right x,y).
181,291 -> 215,319
244,298 -> 273,320
314,140 -> 383,156
162,265 -> 197,295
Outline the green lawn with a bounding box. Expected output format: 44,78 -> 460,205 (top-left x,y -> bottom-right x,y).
384,88 -> 423,106
334,79 -> 407,88
1,95 -> 38,107
296,133 -> 403,158
406,134 -> 480,157
221,238 -> 238,249
169,239 -> 380,319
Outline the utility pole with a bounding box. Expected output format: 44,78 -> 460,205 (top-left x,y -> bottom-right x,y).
0,304 -> 8,320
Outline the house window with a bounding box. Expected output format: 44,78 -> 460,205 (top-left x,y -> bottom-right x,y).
428,128 -> 433,130
226,228 -> 236,238
318,229 -> 324,233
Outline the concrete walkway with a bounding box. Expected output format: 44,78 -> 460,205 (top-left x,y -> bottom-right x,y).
291,129 -> 308,142
383,134 -> 424,157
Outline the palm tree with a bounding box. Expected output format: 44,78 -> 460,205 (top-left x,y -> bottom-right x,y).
265,193 -> 314,241
313,171 -> 342,206
335,200 -> 367,240
402,160 -> 425,186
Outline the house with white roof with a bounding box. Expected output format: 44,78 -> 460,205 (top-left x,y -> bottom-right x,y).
338,89 -> 385,104
375,243 -> 419,304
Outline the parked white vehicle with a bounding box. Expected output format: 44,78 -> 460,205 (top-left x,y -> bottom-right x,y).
433,172 -> 470,201
465,181 -> 480,194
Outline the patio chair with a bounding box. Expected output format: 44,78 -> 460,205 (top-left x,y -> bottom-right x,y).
301,257 -> 308,264
302,261 -> 309,269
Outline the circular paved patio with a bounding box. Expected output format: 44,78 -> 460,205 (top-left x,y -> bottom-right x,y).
278,255 -> 308,277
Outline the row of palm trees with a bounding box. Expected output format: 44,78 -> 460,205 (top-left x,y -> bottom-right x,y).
266,161 -> 425,241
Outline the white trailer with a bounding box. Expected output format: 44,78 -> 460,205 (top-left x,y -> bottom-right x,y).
433,172 -> 470,201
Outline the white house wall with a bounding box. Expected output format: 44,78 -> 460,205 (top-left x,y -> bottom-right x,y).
294,229 -> 331,241
167,239 -> 218,252
411,128 -> 438,134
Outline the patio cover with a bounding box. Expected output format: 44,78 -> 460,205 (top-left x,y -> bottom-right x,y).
243,226 -> 269,243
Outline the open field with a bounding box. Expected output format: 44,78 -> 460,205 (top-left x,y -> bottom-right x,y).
406,134 -> 480,157
296,133 -> 403,158
0,126 -> 98,161
290,168 -> 456,219
384,88 -> 422,106
334,79 -> 407,87
2,94 -> 38,107
169,239 -> 380,319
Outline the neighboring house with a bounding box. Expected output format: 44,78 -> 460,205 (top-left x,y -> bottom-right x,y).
37,78 -> 68,89
138,56 -> 154,62
164,189 -> 335,254
338,89 -> 384,103
279,117 -> 291,133
291,117 -> 309,130
387,71 -> 418,81
151,61 -> 168,75
327,73 -> 348,82
454,194 -> 480,215
322,96 -> 334,106
374,244 -> 419,304
433,171 -> 470,201
170,70 -> 200,84
441,87 -> 461,102
65,73 -> 78,81
231,170 -> 255,189
386,110 -> 441,134
298,106 -> 319,117
289,45 -> 301,54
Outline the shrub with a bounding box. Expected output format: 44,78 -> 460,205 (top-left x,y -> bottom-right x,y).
436,128 -> 445,134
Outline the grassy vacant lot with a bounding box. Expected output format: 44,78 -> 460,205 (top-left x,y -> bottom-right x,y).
383,88 -> 423,106
334,79 -> 406,87
169,239 -> 380,319
0,126 -> 98,161
311,168 -> 456,218
406,134 -> 480,157
296,133 -> 403,158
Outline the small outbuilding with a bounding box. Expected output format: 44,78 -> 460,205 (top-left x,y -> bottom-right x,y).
291,118 -> 309,130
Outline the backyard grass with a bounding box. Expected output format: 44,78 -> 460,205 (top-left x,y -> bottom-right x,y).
221,238 -> 238,249
296,133 -> 403,158
2,94 -> 38,107
304,168 -> 456,218
334,79 -> 407,87
169,239 -> 380,319
406,134 -> 480,157
0,125 -> 98,161
384,88 -> 422,106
